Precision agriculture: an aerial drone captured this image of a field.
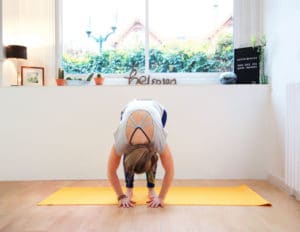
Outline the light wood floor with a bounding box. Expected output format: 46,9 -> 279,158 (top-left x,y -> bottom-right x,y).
0,180 -> 300,232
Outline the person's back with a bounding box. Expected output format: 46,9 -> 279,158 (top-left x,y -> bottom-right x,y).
125,110 -> 154,145
114,99 -> 167,155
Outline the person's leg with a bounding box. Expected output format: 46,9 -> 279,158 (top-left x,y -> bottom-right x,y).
161,109 -> 167,128
123,154 -> 134,198
146,162 -> 158,198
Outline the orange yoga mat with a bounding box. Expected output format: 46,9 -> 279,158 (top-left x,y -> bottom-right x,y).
38,185 -> 271,206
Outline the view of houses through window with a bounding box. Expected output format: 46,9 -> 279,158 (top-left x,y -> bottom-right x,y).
62,0 -> 233,76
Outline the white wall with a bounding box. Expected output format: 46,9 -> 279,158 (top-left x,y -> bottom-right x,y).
264,0 -> 300,184
0,85 -> 272,180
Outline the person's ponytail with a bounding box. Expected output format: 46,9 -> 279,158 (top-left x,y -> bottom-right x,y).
124,144 -> 158,179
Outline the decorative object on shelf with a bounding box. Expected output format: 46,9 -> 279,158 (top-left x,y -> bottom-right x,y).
21,66 -> 44,86
234,46 -> 260,84
5,45 -> 28,86
86,73 -> 94,82
56,68 -> 65,86
66,78 -> 89,86
219,72 -> 237,84
94,73 -> 104,85
124,68 -> 177,85
251,35 -> 268,84
65,73 -> 94,86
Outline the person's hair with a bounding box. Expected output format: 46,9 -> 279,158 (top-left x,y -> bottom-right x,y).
124,143 -> 158,178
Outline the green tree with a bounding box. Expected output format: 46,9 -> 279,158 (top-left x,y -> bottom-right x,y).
62,34 -> 233,74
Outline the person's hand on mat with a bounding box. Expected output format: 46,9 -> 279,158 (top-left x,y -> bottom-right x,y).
118,195 -> 136,208
147,196 -> 164,208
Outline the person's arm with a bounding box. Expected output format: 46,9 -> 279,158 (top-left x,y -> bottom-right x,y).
147,144 -> 174,207
107,145 -> 134,207
158,144 -> 174,200
107,145 -> 123,196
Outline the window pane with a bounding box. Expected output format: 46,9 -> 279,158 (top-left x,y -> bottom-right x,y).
62,0 -> 233,75
62,0 -> 145,74
149,0 -> 233,73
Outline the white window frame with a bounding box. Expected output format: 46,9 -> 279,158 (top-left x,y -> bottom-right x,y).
56,0 -> 235,85
0,0 -> 264,87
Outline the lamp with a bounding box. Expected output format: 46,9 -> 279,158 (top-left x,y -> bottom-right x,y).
5,45 -> 28,86
86,26 -> 117,53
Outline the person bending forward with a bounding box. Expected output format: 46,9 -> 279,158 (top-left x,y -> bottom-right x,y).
107,99 -> 174,208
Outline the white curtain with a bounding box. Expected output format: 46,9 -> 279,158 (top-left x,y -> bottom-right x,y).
234,0 -> 263,48
1,0 -> 55,86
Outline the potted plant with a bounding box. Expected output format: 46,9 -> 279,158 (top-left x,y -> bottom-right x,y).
56,68 -> 65,86
94,73 -> 104,85
251,35 -> 268,84
66,73 -> 94,86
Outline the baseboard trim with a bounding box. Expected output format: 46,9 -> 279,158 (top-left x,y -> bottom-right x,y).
295,191 -> 300,201
267,174 -> 289,193
268,174 -> 300,201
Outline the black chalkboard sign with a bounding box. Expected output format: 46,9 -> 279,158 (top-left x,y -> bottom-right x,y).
234,47 -> 260,84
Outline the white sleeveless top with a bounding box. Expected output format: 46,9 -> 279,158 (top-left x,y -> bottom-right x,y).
114,99 -> 167,155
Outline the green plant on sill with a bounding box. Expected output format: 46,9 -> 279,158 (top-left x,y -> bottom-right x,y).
251,35 -> 268,84
65,73 -> 94,81
65,73 -> 94,86
86,73 -> 94,81
58,68 -> 64,80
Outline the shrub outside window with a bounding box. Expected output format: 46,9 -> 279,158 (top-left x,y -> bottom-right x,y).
62,0 -> 233,79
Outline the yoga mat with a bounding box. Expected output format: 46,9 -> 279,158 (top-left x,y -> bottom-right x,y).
38,185 -> 271,206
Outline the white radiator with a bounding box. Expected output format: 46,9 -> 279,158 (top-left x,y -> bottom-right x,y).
286,83 -> 300,200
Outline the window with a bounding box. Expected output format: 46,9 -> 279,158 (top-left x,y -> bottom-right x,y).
61,0 -> 233,79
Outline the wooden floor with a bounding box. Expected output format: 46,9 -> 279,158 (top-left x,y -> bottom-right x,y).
0,180 -> 300,232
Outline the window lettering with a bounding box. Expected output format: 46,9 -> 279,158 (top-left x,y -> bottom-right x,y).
124,69 -> 177,85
